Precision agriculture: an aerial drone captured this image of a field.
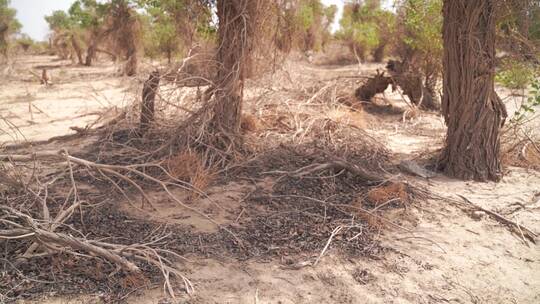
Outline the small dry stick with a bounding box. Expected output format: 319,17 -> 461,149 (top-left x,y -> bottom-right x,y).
314,225 -> 343,266
514,215 -> 530,247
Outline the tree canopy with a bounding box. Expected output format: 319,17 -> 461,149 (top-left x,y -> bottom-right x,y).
0,0 -> 21,57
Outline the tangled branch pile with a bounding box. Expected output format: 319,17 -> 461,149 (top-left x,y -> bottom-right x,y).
0,150 -> 195,301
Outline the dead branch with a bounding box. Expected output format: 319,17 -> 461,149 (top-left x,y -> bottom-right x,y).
457,195 -> 537,244
265,158 -> 387,183
0,205 -> 140,272
0,150 -> 242,245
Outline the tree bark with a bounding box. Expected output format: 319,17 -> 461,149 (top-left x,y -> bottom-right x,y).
439,0 -> 507,182
211,0 -> 258,135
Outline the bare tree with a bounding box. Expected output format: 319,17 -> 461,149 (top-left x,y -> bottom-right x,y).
439,0 -> 507,181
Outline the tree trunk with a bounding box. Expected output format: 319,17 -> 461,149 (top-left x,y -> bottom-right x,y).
85,30 -> 107,66
125,50 -> 138,76
516,0 -> 531,38
70,35 -> 84,65
439,0 -> 507,182
85,43 -> 97,66
0,23 -> 8,61
372,43 -> 386,63
211,0 -> 258,135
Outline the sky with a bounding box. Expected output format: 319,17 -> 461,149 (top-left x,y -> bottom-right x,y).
12,0 -> 394,41
321,0 -> 345,32
12,0 -> 75,41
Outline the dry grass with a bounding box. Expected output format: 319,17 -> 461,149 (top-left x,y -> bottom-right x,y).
367,182 -> 410,207
165,150 -> 215,199
350,182 -> 412,231
356,209 -> 385,230
240,114 -> 260,133
502,140 -> 540,170
523,143 -> 540,165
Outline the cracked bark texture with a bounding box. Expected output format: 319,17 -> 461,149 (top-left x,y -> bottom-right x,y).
439,0 -> 507,182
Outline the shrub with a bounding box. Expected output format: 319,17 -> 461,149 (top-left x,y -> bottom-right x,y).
337,1 -> 396,62
496,59 -> 537,90
511,77 -> 540,124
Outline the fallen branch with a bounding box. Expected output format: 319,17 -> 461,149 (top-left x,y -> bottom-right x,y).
457,195 -> 537,244
0,150 -> 242,245
0,203 -> 192,298
313,225 -> 343,266
0,205 -> 140,273
264,158 -> 387,183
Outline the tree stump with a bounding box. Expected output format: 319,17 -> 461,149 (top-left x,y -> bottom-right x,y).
355,71 -> 392,101
139,71 -> 160,134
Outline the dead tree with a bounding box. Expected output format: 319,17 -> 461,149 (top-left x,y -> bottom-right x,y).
139,71 -> 160,134
355,70 -> 392,101
439,0 -> 507,181
210,0 -> 260,136
386,60 -> 440,111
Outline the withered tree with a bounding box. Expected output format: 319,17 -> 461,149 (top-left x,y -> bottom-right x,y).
439,0 -> 507,181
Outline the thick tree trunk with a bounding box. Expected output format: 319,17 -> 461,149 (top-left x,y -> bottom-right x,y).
211,0 -> 258,134
439,0 -> 507,182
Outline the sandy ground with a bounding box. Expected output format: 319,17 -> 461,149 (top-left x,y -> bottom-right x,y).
2,55 -> 539,304
0,56 -> 139,144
